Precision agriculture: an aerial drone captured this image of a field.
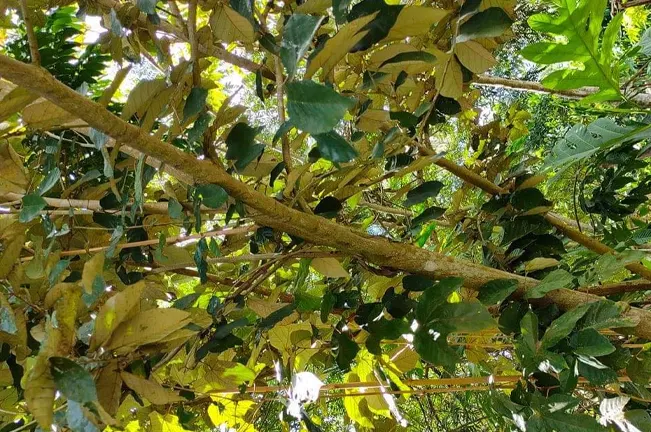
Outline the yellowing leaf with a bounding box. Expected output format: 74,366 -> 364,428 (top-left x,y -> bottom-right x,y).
524,257 -> 560,272
0,234 -> 25,279
387,346 -> 419,373
106,308 -> 191,353
248,298 -> 291,318
296,0 -> 331,14
82,252 -> 105,294
24,354 -> 56,429
121,79 -> 167,120
268,322 -> 313,363
96,360 -> 122,416
210,5 -> 256,44
90,282 -> 144,351
120,372 -> 183,405
305,13 -> 377,79
435,53 -> 463,99
385,6 -> 448,41
0,85 -> 38,123
310,257 -> 349,278
356,109 -> 392,132
149,412 -> 191,432
0,142 -> 28,195
455,41 -> 497,74
22,100 -> 76,129
207,399 -> 257,432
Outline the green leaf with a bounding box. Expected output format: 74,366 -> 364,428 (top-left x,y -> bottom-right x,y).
19,193 -> 47,223
526,269 -> 574,299
402,274 -> 433,292
36,167 -> 61,196
626,351 -> 651,385
510,188 -> 551,211
136,0 -> 156,14
540,303 -> 592,350
404,181 -> 444,207
414,327 -> 458,369
519,311 -> 538,358
477,279 -> 519,305
412,206 -> 446,227
225,122 -> 265,170
415,277 -> 463,324
456,7 -> 513,43
347,0 -> 402,52
379,50 -> 437,67
313,131 -> 358,163
335,332 -> 359,371
639,27 -> 651,56
544,119 -> 651,170
195,184 -> 228,209
183,87 -> 208,122
435,302 -> 495,333
569,328 -> 615,357
273,120 -> 294,144
0,301 -> 17,334
281,14 -> 323,78
540,410 -> 605,432
187,112 -> 215,144
577,355 -> 618,385
314,196 -> 342,218
168,199 -> 183,219
579,300 -> 636,331
50,357 -> 97,403
66,400 -> 99,432
333,0 -> 351,24
286,80 -> 356,134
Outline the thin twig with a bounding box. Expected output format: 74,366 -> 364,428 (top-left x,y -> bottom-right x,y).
19,0 -> 40,66
275,57 -> 292,174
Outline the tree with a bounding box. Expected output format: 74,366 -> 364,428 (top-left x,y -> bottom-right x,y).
0,0 -> 651,431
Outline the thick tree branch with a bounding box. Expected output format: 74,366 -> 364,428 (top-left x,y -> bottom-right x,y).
475,75 -> 651,108
579,280 -> 651,297
2,55 -> 651,339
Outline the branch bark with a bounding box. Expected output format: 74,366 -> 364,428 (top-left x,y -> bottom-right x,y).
2,54 -> 651,339
579,280 -> 651,297
19,0 -> 41,66
475,75 -> 651,108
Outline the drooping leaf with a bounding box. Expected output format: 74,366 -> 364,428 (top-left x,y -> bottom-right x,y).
411,206 -> 446,227
457,7 -> 513,43
312,131 -> 358,163
182,87 -> 208,122
19,193 -> 47,223
121,372 -> 183,405
49,357 -> 97,403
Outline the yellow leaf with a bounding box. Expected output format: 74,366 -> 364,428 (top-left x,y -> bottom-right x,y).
141,87 -> 175,132
296,0 -> 331,14
517,174 -> 547,190
305,13 -> 378,79
96,360 -> 122,416
268,322 -> 313,363
90,281 -> 144,351
455,41 -> 497,74
121,372 -> 183,405
310,257 -> 349,278
435,53 -> 463,99
210,5 -> 256,44
207,399 -> 257,432
22,100 -> 76,129
0,142 -> 28,195
239,152 -> 281,178
0,85 -> 38,123
82,252 -> 105,294
0,234 -> 24,280
385,6 -> 448,41
106,308 -> 191,353
356,109 -> 393,132
24,354 -> 56,429
149,412 -> 191,432
524,257 -> 559,272
387,346 -> 419,373
121,79 -> 167,120
248,298 -> 290,318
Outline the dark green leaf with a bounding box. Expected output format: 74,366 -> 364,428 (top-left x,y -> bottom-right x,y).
541,410 -> 605,432
415,277 -> 463,324
434,302 -> 495,332
569,328 -> 615,357
195,184 -> 228,209
50,357 -> 97,403
273,120 -> 294,144
333,0 -> 351,24
187,112 -> 215,144
269,162 -> 285,187
347,0 -> 402,52
255,70 -> 264,102
541,303 -> 592,350
314,196 -> 342,218
66,400 -> 99,432
389,111 -> 419,128
183,87 -> 208,122
36,167 -> 61,196
259,304 -> 297,330
510,188 -> 552,211
225,122 -> 265,170
173,293 -> 201,310
457,7 -> 513,43
168,199 -> 183,219
136,0 -> 156,14
320,292 -> 336,323
627,351 -> 651,385
402,274 -> 433,292
313,131 -> 358,163
412,206 -> 446,227
19,193 -> 47,223
526,269 -> 574,299
286,80 -> 356,134
380,51 -> 437,68
477,279 -> 518,305
281,14 -> 323,78
335,332 -> 359,371
577,355 -> 618,386
414,327 -> 458,369
579,300 -> 637,330
404,181 -> 444,207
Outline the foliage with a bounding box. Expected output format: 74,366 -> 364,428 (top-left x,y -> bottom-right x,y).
0,0 -> 650,431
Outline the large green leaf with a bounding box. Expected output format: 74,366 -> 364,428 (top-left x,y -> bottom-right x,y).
195,184 -> 228,209
50,357 -> 97,404
544,119 -> 651,170
313,131 -> 358,163
526,269 -> 574,299
456,7 -> 513,43
414,327 -> 458,369
520,0 -> 621,101
541,410 -> 606,431
281,14 -> 323,78
540,303 -> 592,350
19,193 -> 47,223
404,181 -> 444,207
477,279 -> 519,305
415,277 -> 463,324
183,87 -> 208,122
225,122 -> 265,170
569,328 -> 615,357
286,80 -> 356,134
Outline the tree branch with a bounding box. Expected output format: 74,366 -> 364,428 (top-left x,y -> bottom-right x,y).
275,57 -> 292,173
19,0 -> 41,66
475,75 -> 651,108
3,54 -> 651,340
